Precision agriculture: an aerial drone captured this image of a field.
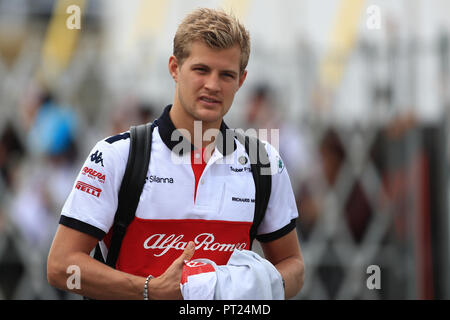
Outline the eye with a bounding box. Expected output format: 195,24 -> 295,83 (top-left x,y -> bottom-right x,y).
194,67 -> 207,73
222,73 -> 235,79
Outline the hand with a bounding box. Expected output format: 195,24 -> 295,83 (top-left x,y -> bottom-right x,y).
147,241 -> 195,300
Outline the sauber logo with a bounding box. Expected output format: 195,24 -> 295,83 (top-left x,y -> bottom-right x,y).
143,233 -> 247,257
81,167 -> 106,183
75,181 -> 102,197
230,166 -> 251,173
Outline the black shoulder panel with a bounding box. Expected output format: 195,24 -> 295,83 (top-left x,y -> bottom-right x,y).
105,132 -> 130,144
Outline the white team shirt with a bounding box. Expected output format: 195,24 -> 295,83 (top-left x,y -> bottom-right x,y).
60,105 -> 299,277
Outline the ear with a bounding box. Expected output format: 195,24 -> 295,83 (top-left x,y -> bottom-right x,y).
168,56 -> 179,82
237,70 -> 247,90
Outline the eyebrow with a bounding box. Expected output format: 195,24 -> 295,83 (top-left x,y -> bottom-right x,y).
191,63 -> 239,77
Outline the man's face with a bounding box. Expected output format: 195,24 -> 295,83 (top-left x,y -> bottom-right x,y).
169,40 -> 247,125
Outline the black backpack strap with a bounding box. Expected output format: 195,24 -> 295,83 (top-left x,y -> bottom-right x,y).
104,122 -> 155,268
233,131 -> 272,248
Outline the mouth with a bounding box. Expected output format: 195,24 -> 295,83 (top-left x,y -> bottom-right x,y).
198,95 -> 222,107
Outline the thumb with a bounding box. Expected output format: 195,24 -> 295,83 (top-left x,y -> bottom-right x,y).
180,241 -> 196,262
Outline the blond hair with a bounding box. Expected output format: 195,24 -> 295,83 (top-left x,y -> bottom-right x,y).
173,8 -> 250,75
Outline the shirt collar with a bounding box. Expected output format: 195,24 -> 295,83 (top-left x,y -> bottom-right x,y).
155,104 -> 237,157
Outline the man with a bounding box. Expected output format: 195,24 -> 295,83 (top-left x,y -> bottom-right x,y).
47,7 -> 304,300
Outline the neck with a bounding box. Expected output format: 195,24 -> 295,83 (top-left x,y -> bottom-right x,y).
170,101 -> 222,150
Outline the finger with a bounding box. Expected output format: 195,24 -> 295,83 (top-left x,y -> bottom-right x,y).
180,241 -> 196,262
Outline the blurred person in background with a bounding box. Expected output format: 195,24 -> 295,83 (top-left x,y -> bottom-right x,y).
244,84 -> 311,183
47,8 -> 304,300
110,98 -> 156,135
9,84 -> 79,250
0,121 -> 25,232
0,121 -> 25,191
244,84 -> 316,240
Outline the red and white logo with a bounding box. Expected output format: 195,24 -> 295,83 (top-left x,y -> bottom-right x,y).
81,166 -> 106,183
143,233 -> 247,257
181,260 -> 216,285
75,181 -> 102,197
185,261 -> 208,268
113,218 -> 252,277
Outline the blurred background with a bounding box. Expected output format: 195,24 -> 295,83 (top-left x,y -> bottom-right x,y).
0,0 -> 449,300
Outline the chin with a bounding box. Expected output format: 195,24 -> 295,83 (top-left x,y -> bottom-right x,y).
194,107 -> 224,123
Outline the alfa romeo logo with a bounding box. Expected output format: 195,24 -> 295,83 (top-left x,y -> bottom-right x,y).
186,261 -> 208,268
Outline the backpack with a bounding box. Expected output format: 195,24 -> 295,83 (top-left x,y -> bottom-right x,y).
93,121 -> 272,269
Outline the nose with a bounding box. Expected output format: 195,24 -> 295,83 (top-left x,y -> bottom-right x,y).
204,73 -> 220,92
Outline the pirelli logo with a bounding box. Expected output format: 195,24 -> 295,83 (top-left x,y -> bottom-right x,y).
75,181 -> 102,198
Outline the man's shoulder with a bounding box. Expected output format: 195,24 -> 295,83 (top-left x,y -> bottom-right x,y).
104,131 -> 131,145
93,125 -> 160,166
230,132 -> 284,175
89,131 -> 132,166
254,139 -> 285,175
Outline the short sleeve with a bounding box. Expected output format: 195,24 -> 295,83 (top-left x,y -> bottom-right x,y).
60,138 -> 128,239
255,141 -> 299,242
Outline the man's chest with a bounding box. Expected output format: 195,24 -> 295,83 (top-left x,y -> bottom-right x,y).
135,148 -> 256,223
114,148 -> 258,276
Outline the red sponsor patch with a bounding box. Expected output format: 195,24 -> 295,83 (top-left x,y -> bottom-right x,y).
81,166 -> 106,183
75,181 -> 102,197
113,218 -> 252,277
181,260 -> 215,285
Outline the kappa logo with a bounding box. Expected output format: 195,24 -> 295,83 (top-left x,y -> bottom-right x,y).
90,150 -> 104,167
75,181 -> 102,197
